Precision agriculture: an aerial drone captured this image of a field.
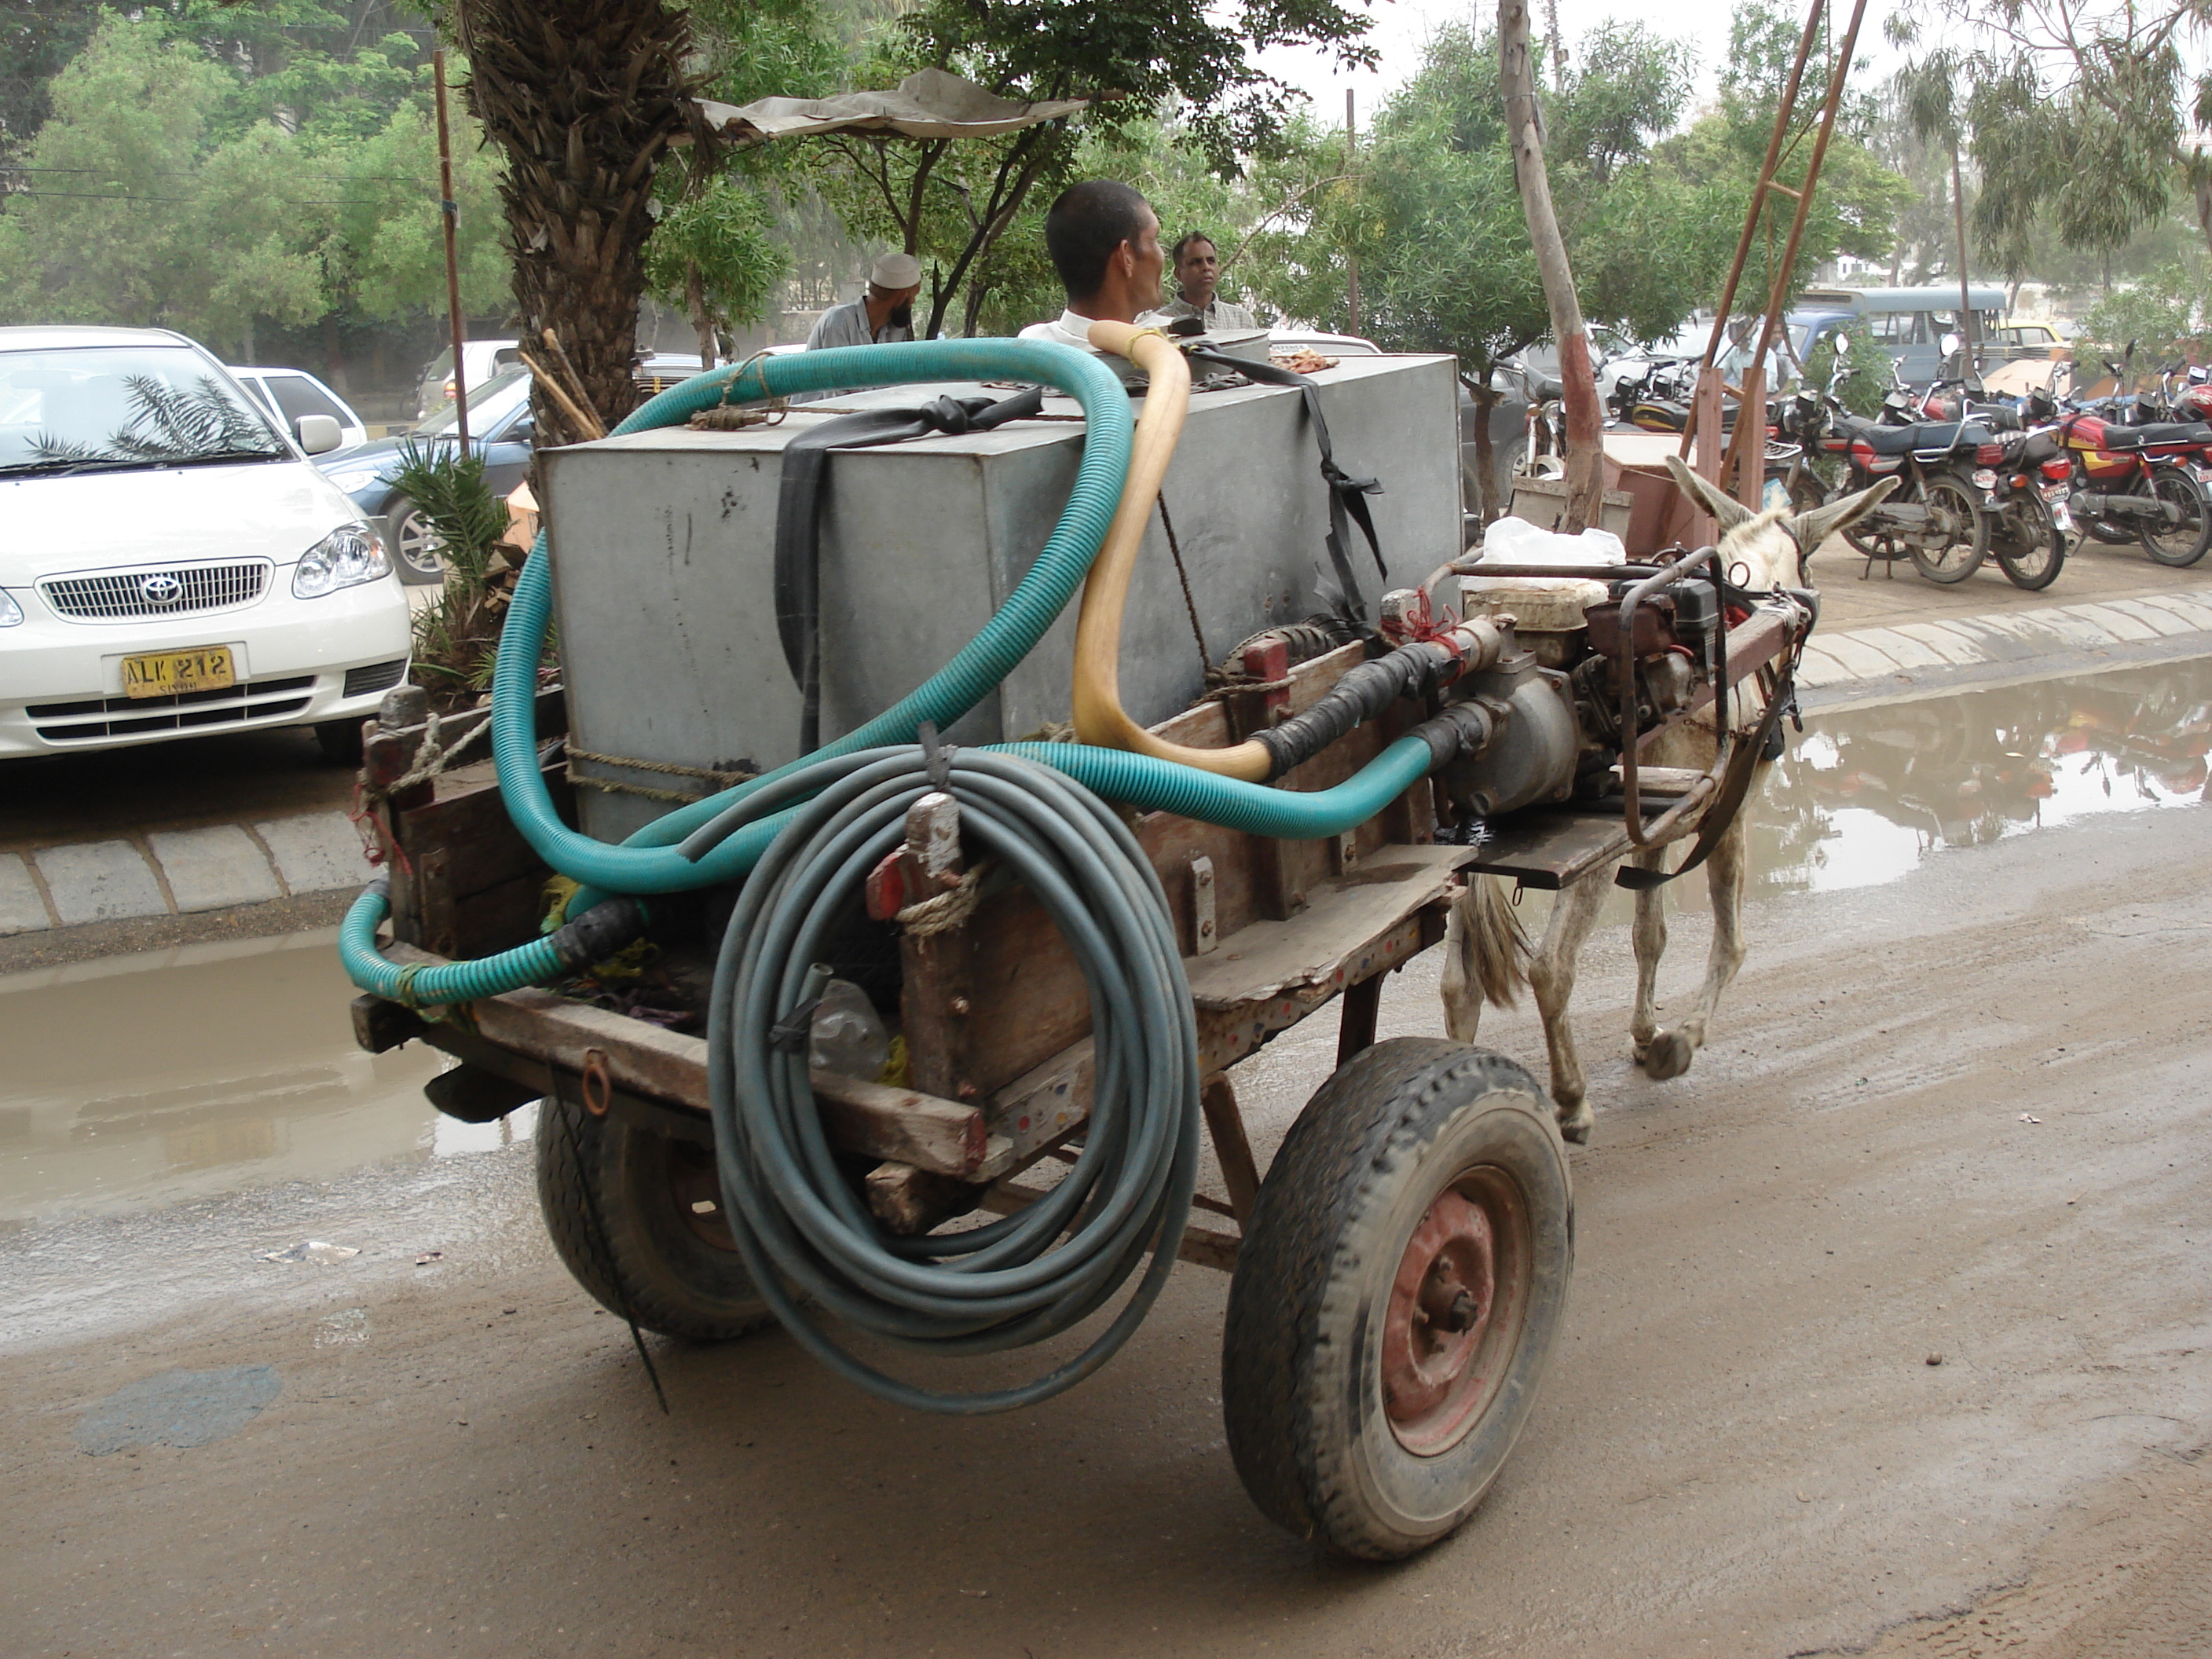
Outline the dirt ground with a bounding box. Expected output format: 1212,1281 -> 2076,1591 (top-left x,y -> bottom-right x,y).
5,797 -> 2210,1657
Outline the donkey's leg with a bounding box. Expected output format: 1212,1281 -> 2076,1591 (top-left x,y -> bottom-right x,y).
1529,872 -> 1610,1144
1641,819 -> 1749,1082
1628,846 -> 1670,1064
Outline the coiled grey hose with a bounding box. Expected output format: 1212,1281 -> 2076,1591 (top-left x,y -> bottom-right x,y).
705,745 -> 1200,1413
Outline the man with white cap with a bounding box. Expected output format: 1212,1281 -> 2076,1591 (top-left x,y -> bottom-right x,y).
804,251 -> 923,351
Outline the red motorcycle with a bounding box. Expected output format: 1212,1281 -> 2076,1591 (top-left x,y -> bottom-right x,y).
2054,402 -> 2212,567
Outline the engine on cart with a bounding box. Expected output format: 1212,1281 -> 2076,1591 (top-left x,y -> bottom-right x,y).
1364,560 -> 1745,836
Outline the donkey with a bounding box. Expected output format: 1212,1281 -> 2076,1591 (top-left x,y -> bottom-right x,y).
1439,458 -> 1898,1144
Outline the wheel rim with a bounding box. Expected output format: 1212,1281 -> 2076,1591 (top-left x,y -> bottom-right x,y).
665,1137 -> 738,1251
2144,474 -> 2206,562
1998,497 -> 2060,581
1914,478 -> 1984,580
395,510 -> 448,578
1381,1165 -> 1531,1456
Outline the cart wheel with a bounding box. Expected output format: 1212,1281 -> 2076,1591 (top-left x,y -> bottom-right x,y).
1222,1039 -> 1573,1560
536,1089 -> 772,1341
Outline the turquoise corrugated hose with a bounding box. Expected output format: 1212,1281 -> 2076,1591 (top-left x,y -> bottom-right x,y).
338,337 -> 1433,1006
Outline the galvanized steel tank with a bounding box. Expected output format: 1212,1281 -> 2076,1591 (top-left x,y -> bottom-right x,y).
539,355 -> 1463,840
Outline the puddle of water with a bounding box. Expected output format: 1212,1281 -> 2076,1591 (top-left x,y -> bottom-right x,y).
0,928 -> 535,1224
1759,660 -> 2212,895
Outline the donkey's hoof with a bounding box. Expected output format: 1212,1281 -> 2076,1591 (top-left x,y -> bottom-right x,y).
1641,1029 -> 1694,1081
1557,1104 -> 1593,1145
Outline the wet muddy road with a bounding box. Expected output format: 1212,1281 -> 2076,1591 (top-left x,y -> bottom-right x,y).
5,673 -> 2210,1658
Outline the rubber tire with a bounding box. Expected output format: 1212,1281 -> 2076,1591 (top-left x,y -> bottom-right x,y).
1221,1039 -> 1573,1560
2084,516 -> 2137,545
387,497 -> 448,585
535,1089 -> 773,1342
1907,474 -> 1989,584
1990,490 -> 2067,591
314,717 -> 364,766
2140,469 -> 2212,568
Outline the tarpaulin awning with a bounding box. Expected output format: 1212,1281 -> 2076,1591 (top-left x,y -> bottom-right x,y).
700,68 -> 1088,148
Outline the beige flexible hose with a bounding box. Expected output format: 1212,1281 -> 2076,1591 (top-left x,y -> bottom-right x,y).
1073,319 -> 1276,781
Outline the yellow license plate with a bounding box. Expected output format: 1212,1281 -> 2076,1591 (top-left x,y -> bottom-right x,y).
120,646 -> 236,699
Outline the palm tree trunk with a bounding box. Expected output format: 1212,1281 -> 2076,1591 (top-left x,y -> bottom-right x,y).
449,0 -> 705,446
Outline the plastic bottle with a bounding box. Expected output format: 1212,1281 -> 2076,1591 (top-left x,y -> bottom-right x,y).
809,979 -> 891,1079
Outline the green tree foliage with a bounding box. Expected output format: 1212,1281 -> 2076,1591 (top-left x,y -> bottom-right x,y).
810,0 -> 1378,338
1891,0 -> 2212,264
2072,256 -> 2212,382
0,13 -> 504,356
1653,1 -> 1911,319
1242,20 -> 1708,377
641,0 -> 844,362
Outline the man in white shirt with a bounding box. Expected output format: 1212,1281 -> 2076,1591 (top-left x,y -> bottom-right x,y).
1157,233 -> 1259,333
1017,180 -> 1171,353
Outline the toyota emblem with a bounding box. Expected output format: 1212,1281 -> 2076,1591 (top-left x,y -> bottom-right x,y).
139,572 -> 184,606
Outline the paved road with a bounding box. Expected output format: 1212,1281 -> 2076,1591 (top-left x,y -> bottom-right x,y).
5,793 -> 2207,1657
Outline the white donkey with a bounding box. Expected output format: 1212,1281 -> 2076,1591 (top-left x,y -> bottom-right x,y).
1441,459 -> 1897,1144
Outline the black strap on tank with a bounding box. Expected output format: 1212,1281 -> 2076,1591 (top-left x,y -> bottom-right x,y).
1183,344 -> 1386,622
773,386 -> 1044,753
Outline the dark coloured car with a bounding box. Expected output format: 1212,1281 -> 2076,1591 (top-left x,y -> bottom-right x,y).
316,368 -> 537,584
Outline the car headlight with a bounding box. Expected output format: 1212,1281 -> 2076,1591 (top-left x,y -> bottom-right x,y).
0,589 -> 21,627
323,467 -> 385,493
292,522 -> 391,599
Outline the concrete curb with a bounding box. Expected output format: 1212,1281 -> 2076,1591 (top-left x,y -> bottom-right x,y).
1797,591 -> 2212,713
0,811 -> 373,939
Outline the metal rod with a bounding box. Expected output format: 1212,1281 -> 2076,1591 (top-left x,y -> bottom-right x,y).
1615,548 -> 1731,847
433,48 -> 470,458
1719,0 -> 1870,496
1679,0 -> 1826,460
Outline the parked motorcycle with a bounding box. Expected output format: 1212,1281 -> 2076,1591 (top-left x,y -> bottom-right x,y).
1796,338 -> 2000,584
2045,364 -> 2212,567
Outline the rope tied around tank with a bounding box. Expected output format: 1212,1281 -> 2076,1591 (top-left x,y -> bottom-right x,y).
564,745 -> 759,805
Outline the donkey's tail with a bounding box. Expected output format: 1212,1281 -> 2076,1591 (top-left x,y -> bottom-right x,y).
1438,873 -> 1530,1041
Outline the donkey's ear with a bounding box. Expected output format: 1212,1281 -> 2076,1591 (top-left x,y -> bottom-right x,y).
1790,475 -> 1899,556
1664,453 -> 1759,534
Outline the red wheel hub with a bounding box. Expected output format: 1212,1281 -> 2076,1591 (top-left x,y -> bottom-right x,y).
1380,1170 -> 1524,1454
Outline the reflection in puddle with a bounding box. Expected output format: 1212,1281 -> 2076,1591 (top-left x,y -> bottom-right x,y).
1760,661 -> 2212,895
0,929 -> 532,1223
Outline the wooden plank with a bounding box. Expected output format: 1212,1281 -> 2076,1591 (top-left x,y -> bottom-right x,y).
1192,906 -> 1448,1075
374,942 -> 998,1179
351,992 -> 427,1055
1464,808 -> 1638,891
978,1181 -> 1240,1274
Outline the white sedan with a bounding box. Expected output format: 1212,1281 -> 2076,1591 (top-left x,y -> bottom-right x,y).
0,325 -> 412,764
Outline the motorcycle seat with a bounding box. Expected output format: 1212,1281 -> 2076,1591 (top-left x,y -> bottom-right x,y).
1853,421 -> 1989,455
1534,375 -> 1566,401
2098,421 -> 2211,449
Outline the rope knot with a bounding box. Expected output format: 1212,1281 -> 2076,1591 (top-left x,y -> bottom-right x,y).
895,865 -> 985,938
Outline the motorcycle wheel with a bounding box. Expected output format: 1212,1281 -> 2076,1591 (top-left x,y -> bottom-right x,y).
1789,472 -> 1825,517
2084,518 -> 2137,545
2140,469 -> 2212,567
1990,491 -> 2066,591
1907,475 -> 1990,584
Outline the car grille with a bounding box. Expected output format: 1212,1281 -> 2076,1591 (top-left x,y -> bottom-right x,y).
39,560 -> 271,621
29,676 -> 317,742
342,658 -> 408,699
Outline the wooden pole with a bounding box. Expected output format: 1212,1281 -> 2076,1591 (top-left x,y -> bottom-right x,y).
434,48 -> 471,458
1345,90 -> 1363,336
1500,0 -> 1604,533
